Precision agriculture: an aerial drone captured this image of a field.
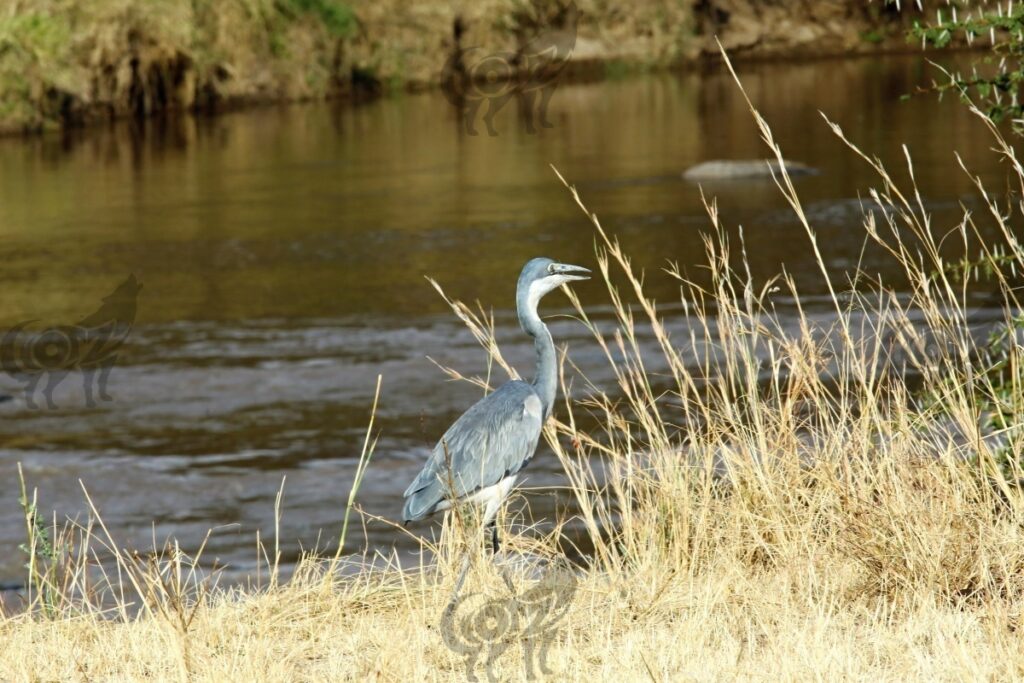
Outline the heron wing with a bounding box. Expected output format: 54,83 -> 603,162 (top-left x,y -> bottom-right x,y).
402,380 -> 544,521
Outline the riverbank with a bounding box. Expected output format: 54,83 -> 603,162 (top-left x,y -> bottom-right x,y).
0,0 -> 915,134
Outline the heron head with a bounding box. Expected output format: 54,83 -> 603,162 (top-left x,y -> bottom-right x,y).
517,257 -> 591,308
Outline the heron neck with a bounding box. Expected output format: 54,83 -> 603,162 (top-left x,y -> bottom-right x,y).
519,302 -> 557,420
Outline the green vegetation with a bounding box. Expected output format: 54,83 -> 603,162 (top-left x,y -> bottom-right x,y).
861,29 -> 885,44
911,2 -> 1024,127
280,0 -> 357,38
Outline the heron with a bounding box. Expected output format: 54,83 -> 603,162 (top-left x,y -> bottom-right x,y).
402,257 -> 590,602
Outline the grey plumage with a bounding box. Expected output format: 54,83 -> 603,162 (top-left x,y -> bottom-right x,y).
402,380 -> 543,521
402,257 -> 590,527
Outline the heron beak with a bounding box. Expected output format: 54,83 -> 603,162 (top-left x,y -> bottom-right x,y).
552,263 -> 591,281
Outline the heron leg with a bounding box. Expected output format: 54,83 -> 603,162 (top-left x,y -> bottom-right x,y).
488,519 -> 500,554
446,502 -> 517,611
446,507 -> 495,609
485,519 -> 517,596
446,550 -> 473,611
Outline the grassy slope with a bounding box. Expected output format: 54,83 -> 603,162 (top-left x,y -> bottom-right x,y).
0,0 -> 904,134
0,0 -> 698,134
0,0 -> 356,132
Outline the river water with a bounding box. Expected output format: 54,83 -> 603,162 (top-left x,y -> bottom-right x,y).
0,53 -> 1010,588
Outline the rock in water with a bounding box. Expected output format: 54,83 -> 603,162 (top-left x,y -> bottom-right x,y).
683,159 -> 818,181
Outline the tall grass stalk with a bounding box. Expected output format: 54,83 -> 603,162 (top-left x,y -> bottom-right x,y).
332,373 -> 382,568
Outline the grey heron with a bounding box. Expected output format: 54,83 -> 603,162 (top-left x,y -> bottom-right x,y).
402,257 -> 590,598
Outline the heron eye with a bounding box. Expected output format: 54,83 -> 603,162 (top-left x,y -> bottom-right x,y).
547,264 -> 556,274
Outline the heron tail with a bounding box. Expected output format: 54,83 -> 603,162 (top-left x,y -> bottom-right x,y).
401,488 -> 439,524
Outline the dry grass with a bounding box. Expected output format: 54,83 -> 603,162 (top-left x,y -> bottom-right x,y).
5,54 -> 1024,682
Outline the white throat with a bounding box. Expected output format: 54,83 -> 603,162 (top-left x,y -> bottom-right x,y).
526,277 -> 562,316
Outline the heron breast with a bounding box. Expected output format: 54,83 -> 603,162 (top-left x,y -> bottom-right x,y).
523,394 -> 542,422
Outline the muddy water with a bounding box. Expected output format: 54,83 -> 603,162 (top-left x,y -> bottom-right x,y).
0,54 -> 1009,587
